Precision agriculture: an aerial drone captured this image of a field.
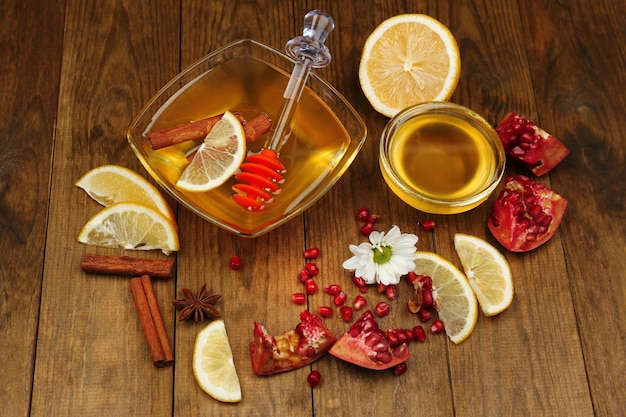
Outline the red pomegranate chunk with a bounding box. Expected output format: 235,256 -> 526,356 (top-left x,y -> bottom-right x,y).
496,112 -> 569,176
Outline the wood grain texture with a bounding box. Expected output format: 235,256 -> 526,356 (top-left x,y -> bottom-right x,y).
2,0 -> 624,416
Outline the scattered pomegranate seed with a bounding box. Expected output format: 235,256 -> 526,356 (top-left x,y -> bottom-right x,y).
323,284 -> 341,296
353,295 -> 367,310
367,213 -> 381,223
303,247 -> 320,259
356,206 -> 370,222
430,319 -> 445,334
352,276 -> 367,288
413,325 -> 427,342
419,219 -> 436,231
374,301 -> 391,317
418,308 -> 433,322
317,306 -> 333,318
229,255 -> 242,270
376,283 -> 386,293
298,269 -> 311,283
307,370 -> 322,387
392,362 -> 408,376
305,262 -> 319,276
291,293 -> 306,305
422,289 -> 434,308
333,291 -> 347,306
360,222 -> 374,237
407,299 -> 420,314
305,279 -> 318,295
339,306 -> 354,322
404,329 -> 414,343
385,284 -> 398,300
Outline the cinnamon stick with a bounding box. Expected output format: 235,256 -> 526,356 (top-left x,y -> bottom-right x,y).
82,254 -> 175,279
130,276 -> 174,368
147,112 -> 271,150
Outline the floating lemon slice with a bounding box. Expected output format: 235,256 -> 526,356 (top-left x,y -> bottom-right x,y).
77,202 -> 179,255
193,320 -> 242,403
454,233 -> 514,316
359,14 -> 461,117
176,111 -> 246,192
414,251 -> 477,344
75,164 -> 175,223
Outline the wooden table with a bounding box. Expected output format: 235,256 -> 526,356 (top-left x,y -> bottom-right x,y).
2,1 -> 624,416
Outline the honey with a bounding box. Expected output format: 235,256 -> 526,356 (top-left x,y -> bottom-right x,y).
380,103 -> 505,214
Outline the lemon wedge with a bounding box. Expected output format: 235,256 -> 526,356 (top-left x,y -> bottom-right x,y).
414,251 -> 477,344
454,233 -> 514,316
77,202 -> 179,255
176,111 -> 246,192
193,320 -> 242,403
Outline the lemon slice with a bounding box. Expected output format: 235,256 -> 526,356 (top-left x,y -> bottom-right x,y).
359,14 -> 461,117
75,165 -> 175,223
77,202 -> 179,255
414,251 -> 477,344
193,320 -> 242,403
454,233 -> 514,316
176,111 -> 246,192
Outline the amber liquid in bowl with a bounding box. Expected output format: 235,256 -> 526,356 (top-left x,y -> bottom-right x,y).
134,54 -> 356,235
381,108 -> 503,214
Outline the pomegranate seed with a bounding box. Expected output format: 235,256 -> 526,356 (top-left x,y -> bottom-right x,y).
376,283 -> 386,293
304,262 -> 319,276
291,293 -> 306,305
353,295 -> 367,310
367,213 -> 381,223
333,291 -> 347,306
385,284 -> 398,300
298,269 -> 311,283
392,363 -> 408,376
404,329 -> 414,342
317,306 -> 333,318
323,284 -> 341,296
422,289 -> 434,307
303,247 -> 320,259
420,275 -> 433,290
307,370 -> 322,387
420,219 -> 436,231
339,306 -> 354,322
418,308 -> 433,322
360,222 -> 374,236
406,271 -> 419,285
407,299 -> 420,314
305,279 -> 318,295
229,255 -> 242,270
374,301 -> 391,317
386,330 -> 399,347
352,276 -> 366,288
356,206 -> 370,222
396,329 -> 408,344
430,319 -> 445,334
413,326 -> 426,342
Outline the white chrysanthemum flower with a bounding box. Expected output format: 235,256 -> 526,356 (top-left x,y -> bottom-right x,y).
342,225 -> 418,286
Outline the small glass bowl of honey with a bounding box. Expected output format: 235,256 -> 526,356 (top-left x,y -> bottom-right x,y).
379,101 -> 506,214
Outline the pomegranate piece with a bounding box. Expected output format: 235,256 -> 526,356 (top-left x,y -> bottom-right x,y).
496,112 -> 569,176
250,310 -> 337,375
329,310 -> 410,370
488,175 -> 568,252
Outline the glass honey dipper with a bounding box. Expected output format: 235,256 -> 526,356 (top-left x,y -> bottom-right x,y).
232,10 -> 335,211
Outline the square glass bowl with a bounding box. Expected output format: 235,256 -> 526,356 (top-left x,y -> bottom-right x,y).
127,39 -> 367,237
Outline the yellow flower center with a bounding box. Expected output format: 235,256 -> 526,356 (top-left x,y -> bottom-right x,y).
373,245 -> 392,264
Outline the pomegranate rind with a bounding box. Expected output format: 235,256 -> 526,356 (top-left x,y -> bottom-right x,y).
249,310 -> 337,376
488,175 -> 568,252
329,310 -> 410,370
496,112 -> 569,176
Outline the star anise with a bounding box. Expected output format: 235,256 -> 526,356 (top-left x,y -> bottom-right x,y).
172,284 -> 222,322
